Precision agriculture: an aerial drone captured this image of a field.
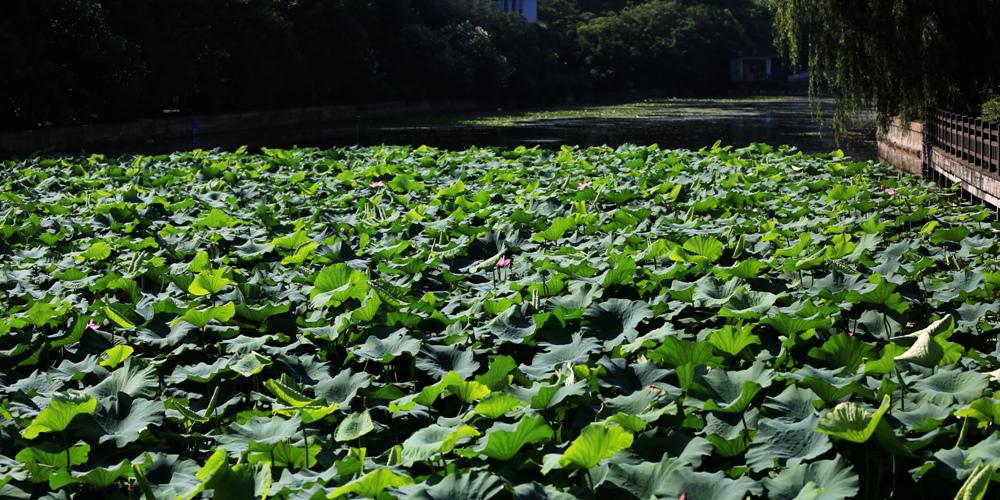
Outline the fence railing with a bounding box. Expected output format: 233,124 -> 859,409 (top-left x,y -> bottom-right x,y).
928,109 -> 1000,174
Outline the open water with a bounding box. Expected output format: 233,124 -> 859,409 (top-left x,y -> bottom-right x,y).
131,97 -> 877,161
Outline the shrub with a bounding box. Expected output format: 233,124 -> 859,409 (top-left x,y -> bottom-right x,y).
979,97 -> 1000,122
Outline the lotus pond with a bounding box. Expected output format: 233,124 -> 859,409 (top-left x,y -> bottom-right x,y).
2,143 -> 1000,499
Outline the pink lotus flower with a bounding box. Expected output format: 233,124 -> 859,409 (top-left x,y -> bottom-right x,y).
577,180 -> 593,190
86,319 -> 100,330
886,188 -> 897,195
848,331 -> 855,336
369,181 -> 385,188
496,256 -> 511,268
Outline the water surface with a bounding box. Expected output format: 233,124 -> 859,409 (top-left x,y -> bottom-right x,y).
127,97 -> 877,160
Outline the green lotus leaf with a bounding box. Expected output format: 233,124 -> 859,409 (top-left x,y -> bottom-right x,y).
556,424 -> 634,470
98,345 -> 134,368
335,410 -> 376,441
893,315 -> 964,367
670,234 -> 723,264
21,392 -> 97,439
473,392 -> 523,418
813,271 -> 865,302
83,393 -> 165,447
507,380 -> 588,410
532,216 -> 577,242
166,358 -> 231,384
826,184 -> 860,202
786,363 -> 874,402
843,274 -> 908,316
955,463 -> 994,500
248,440 -> 321,468
648,336 -> 722,369
582,298 -> 653,347
714,258 -> 768,279
746,415 -> 832,471
933,434 -> 1000,482
314,368 -> 372,407
136,314 -> 197,348
438,372 -> 490,403
351,329 -> 421,363
762,457 -> 860,500
177,302 -> 236,329
546,281 -> 602,311
951,302 -> 1000,330
229,352 -> 272,377
406,472 -> 504,500
606,455 -> 690,499
957,398 -> 1000,429
524,333 -> 601,379
475,355 -> 517,391
329,467 -> 414,499
707,322 -> 761,357
693,276 -> 745,307
657,467 -> 763,500
187,250 -> 212,272
280,241 -> 317,265
807,332 -> 875,375
137,452 -> 202,499
49,457 -> 135,489
309,263 -> 369,308
15,442 -> 90,486
510,482 -> 577,500
910,366 -> 989,406
416,344 -> 480,380
717,290 -> 777,319
705,407 -> 759,442
189,271 -> 235,296
489,307 -> 536,344
762,312 -> 834,336
80,241 -> 112,260
931,225 -> 972,244
265,378 -> 316,407
103,302 -> 145,329
199,459 -> 271,500
195,208 -> 244,228
48,354 -> 100,382
401,424 -> 479,463
816,394 -> 890,443
597,357 -> 675,396
687,363 -> 774,413
232,240 -> 273,259
218,414 -> 304,456
893,402 -> 953,433
88,358 -> 159,401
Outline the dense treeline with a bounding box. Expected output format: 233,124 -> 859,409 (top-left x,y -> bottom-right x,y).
0,0 -> 773,130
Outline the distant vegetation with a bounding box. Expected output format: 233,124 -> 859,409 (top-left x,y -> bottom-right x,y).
0,0 -> 775,131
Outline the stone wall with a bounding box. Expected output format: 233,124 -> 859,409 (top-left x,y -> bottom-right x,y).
929,149 -> 1000,208
877,118 -> 923,175
0,99 -> 484,157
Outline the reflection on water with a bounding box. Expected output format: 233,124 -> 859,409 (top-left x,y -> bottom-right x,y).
118,97 -> 876,161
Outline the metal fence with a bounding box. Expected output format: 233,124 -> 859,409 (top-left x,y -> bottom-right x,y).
927,109 -> 1000,173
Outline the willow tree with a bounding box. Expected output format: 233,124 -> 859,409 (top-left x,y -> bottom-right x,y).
771,0 -> 1000,132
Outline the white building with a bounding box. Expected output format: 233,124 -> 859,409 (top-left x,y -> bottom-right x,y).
496,0 -> 537,22
731,52 -> 773,82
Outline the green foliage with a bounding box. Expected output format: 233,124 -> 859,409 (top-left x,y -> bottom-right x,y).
980,97 -> 1000,123
3,143 -> 1000,499
772,0 -> 1000,132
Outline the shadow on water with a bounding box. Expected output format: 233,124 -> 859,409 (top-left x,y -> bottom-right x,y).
121,97 -> 877,161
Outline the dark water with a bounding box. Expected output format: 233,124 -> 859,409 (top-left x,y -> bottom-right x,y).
117,97 -> 877,161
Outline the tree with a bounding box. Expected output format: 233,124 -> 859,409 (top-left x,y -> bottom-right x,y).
772,0 -> 1000,132
576,1 -> 744,94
